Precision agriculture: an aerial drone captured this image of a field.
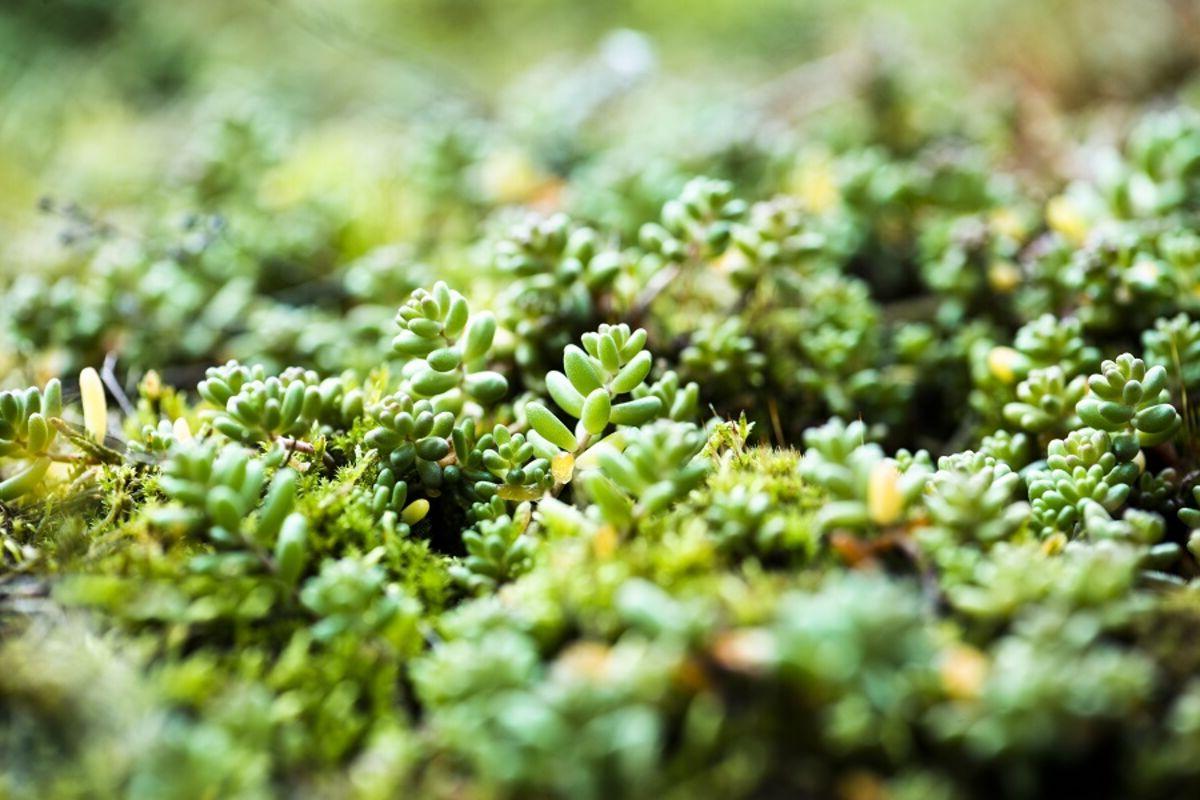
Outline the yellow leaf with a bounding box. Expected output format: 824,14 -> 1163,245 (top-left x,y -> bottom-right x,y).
940,645 -> 988,701
987,260 -> 1021,293
867,460 -> 903,526
989,207 -> 1026,241
592,525 -> 618,559
552,452 -> 575,484
986,346 -> 1022,384
497,485 -> 541,502
1042,532 -> 1067,555
1046,194 -> 1088,246
79,367 -> 107,443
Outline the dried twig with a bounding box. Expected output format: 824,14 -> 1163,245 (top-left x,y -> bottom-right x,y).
101,352 -> 136,418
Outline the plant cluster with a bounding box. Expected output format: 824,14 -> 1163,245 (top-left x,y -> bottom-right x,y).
14,19 -> 1200,798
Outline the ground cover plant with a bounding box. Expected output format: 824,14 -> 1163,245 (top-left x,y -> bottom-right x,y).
8,1 -> 1200,798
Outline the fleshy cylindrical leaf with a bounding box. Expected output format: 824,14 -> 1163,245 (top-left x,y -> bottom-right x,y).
581,389 -> 611,435
526,402 -> 577,452
609,396 -> 663,426
546,371 -> 585,418
611,350 -> 652,395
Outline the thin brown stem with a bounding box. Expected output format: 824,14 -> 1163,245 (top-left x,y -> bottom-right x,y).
277,437 -> 336,468
102,351 -> 136,418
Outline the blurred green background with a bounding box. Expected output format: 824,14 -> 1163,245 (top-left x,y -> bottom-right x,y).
1,0 -> 1199,382
3,0 -> 1197,226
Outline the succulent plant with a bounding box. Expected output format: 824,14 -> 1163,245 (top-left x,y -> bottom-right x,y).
12,42 -> 1200,800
